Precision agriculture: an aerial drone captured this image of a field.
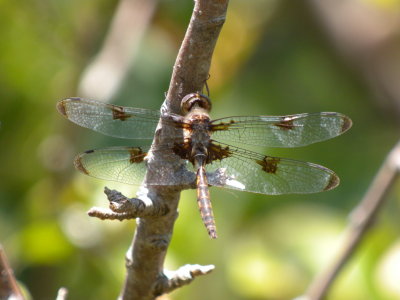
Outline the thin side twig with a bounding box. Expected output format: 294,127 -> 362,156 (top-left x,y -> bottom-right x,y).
154,264 -> 215,295
117,1 -> 229,300
55,287 -> 68,300
87,187 -> 170,220
302,141 -> 400,300
0,245 -> 25,300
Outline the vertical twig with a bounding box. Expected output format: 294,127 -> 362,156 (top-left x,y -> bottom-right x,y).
302,141 -> 400,300
117,1 -> 229,300
0,245 -> 25,300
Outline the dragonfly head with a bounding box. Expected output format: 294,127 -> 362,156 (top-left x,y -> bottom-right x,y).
181,92 -> 212,114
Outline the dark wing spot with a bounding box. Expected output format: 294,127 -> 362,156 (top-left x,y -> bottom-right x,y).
173,141 -> 231,165
74,155 -> 89,175
56,101 -> 67,117
84,149 -> 95,154
129,147 -> 147,164
172,141 -> 192,161
109,104 -> 132,121
210,120 -> 235,132
275,118 -> 295,130
324,173 -> 340,191
256,156 -> 280,174
173,121 -> 190,129
57,98 -> 84,117
206,142 -> 232,163
341,116 -> 353,133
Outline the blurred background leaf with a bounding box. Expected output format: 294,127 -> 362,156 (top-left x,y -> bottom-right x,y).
1,1 -> 400,299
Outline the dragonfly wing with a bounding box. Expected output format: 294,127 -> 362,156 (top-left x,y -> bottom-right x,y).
210,112 -> 352,148
57,98 -> 161,139
74,145 -> 193,186
74,147 -> 150,185
206,143 -> 339,194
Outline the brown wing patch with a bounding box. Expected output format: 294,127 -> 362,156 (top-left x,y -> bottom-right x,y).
207,143 -> 232,163
56,101 -> 67,117
129,147 -> 147,164
172,141 -> 191,161
275,118 -> 295,130
108,104 -> 132,121
57,97 -> 82,117
256,156 -> 280,174
210,120 -> 235,132
74,153 -> 90,175
172,141 -> 231,165
341,116 -> 353,133
173,121 -> 191,130
324,173 -> 340,191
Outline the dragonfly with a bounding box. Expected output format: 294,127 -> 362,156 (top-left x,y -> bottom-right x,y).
57,93 -> 352,239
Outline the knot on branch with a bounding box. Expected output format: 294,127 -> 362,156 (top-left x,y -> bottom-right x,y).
87,187 -> 170,221
148,234 -> 170,251
153,264 -> 215,296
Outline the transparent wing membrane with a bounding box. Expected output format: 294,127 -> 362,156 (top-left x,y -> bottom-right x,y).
206,143 -> 338,194
211,112 -> 351,148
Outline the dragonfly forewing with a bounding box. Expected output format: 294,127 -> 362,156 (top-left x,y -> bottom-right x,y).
210,112 -> 352,148
57,98 -> 162,139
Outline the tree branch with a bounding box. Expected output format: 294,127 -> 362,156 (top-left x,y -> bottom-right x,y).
301,140 -> 400,300
114,1 -> 229,299
164,0 -> 229,113
0,245 -> 25,300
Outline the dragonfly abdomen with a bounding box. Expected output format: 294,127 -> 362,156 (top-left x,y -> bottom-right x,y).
196,165 -> 217,239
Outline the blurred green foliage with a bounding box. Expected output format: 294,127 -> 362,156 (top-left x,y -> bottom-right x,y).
1,1 -> 400,300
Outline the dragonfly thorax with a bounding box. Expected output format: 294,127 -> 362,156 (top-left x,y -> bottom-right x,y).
183,110 -> 212,166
